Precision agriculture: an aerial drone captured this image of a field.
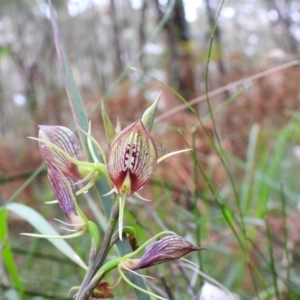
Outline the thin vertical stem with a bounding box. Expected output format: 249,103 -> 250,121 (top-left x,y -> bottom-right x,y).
75,201 -> 119,300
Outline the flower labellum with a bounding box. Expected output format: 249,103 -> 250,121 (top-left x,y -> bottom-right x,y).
107,119 -> 158,198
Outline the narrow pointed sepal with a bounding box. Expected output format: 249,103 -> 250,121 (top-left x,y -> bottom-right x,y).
157,148 -> 192,164
102,102 -> 116,145
141,93 -> 160,132
21,229 -> 86,240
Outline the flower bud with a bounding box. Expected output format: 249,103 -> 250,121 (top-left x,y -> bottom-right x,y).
141,94 -> 159,132
131,235 -> 204,270
102,102 -> 116,146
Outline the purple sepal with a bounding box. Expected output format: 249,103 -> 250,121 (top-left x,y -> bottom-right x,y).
133,235 -> 204,270
47,166 -> 76,219
38,125 -> 82,180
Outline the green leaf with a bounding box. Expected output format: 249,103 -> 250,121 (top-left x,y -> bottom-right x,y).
5,203 -> 87,270
0,208 -> 24,297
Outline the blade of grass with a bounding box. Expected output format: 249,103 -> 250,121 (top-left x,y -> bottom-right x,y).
279,182 -> 291,298
199,88 -> 248,124
130,45 -> 249,257
5,203 -> 87,269
245,234 -> 298,299
265,217 -> 280,300
203,0 -> 248,254
240,123 -> 260,211
226,153 -> 298,203
5,164 -> 45,204
187,140 -> 245,253
192,131 -> 203,271
256,122 -> 294,218
0,208 -> 25,298
182,135 -> 270,296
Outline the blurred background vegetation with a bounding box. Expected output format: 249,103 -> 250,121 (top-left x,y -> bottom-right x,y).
1,0 -> 300,299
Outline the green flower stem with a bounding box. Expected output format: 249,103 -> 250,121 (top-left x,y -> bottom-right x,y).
75,201 -> 119,300
83,258 -> 122,295
118,265 -> 167,300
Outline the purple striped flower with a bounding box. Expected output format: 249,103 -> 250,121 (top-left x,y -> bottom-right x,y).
133,235 -> 204,270
37,125 -> 90,229
107,120 -> 158,198
121,235 -> 205,272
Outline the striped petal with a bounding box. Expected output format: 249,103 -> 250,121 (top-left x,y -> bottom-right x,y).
47,166 -> 76,219
107,120 -> 157,197
38,125 -> 82,180
133,236 -> 204,270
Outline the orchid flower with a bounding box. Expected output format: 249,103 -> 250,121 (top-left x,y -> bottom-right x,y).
85,232 -> 205,300
32,125 -> 108,196
106,97 -> 191,240
25,126 -> 103,246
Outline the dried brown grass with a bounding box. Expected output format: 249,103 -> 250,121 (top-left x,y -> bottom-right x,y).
1,61 -> 300,206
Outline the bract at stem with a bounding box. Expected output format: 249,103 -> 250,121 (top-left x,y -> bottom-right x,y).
102,102 -> 116,145
141,93 -> 160,132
